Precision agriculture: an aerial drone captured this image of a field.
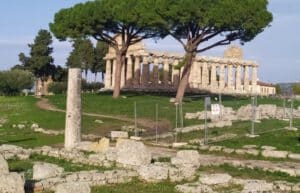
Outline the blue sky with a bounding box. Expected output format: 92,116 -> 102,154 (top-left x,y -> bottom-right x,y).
0,0 -> 299,83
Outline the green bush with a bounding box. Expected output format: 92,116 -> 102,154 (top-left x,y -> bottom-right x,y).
293,83 -> 300,95
48,81 -> 104,94
0,70 -> 34,95
82,81 -> 104,92
48,82 -> 67,94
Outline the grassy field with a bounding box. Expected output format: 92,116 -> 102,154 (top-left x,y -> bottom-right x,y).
173,119 -> 300,153
0,96 -> 127,147
48,92 -> 300,133
1,93 -> 299,150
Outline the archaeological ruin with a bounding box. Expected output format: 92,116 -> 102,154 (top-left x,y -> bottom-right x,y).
104,36 -> 276,96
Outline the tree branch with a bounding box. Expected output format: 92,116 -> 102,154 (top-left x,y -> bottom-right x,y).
196,39 -> 231,53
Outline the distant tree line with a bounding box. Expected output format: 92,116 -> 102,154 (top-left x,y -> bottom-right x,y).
2,28 -> 108,96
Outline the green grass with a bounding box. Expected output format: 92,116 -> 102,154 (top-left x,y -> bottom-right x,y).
172,119 -> 300,153
8,154 -> 114,180
48,93 -> 300,130
198,164 -> 300,183
0,96 -> 127,147
92,179 -> 178,193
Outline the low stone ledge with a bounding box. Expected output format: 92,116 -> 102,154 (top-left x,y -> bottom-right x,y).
261,150 -> 288,159
288,153 -> 300,161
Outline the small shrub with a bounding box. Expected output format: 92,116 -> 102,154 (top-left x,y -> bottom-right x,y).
48,82 -> 67,94
0,70 -> 34,95
82,81 -> 104,92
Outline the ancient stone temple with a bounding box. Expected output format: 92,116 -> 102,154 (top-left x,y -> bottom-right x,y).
104,37 -> 275,96
35,76 -> 53,96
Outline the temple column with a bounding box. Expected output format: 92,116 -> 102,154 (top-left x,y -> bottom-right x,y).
219,64 -> 225,89
172,59 -> 180,88
111,59 -> 116,88
201,62 -> 209,87
153,57 -> 159,86
236,64 -> 241,91
252,65 -> 258,93
163,57 -> 169,86
126,56 -> 133,87
210,63 -> 217,88
189,61 -> 196,88
133,56 -> 141,86
244,65 -> 250,91
227,64 -> 233,89
141,56 -> 149,86
120,62 -> 126,88
196,62 -> 201,88
105,59 -> 111,89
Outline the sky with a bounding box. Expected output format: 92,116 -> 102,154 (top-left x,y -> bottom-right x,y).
0,0 -> 299,83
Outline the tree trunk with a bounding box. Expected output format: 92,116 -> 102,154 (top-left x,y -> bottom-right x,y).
112,51 -> 126,98
175,51 -> 195,103
102,72 -> 104,83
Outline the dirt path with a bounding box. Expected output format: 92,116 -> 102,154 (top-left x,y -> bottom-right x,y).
35,97 -> 170,131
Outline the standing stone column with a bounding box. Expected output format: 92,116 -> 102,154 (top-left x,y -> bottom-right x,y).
252,66 -> 258,86
244,65 -> 250,91
201,62 -> 209,87
112,59 -> 116,88
252,65 -> 258,93
236,64 -> 241,91
153,57 -> 159,86
210,63 -> 217,88
133,56 -> 141,86
120,63 -> 126,88
163,57 -> 169,86
105,60 -> 112,89
219,64 -> 225,89
195,62 -> 202,88
172,59 -> 180,88
227,64 -> 233,89
189,61 -> 196,87
126,56 -> 133,87
65,68 -> 82,150
141,56 -> 149,86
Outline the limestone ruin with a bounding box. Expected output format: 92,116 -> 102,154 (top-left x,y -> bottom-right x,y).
104,36 -> 276,96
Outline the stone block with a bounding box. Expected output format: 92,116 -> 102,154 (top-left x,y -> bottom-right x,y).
208,146 -> 223,152
261,150 -> 288,159
171,150 -> 200,168
222,148 -> 235,154
0,154 -> 9,174
172,142 -> 188,148
199,173 -> 232,185
55,182 -> 90,193
288,153 -> 300,160
33,162 -> 64,180
169,166 -> 197,182
0,172 -> 25,193
261,146 -> 277,150
111,131 -> 129,139
138,164 -> 169,182
241,180 -> 273,193
88,137 -> 110,153
245,149 -> 260,156
116,140 -> 151,166
176,183 -> 214,193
